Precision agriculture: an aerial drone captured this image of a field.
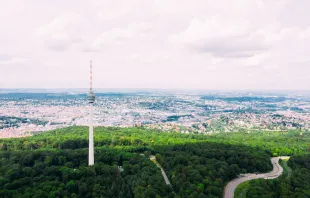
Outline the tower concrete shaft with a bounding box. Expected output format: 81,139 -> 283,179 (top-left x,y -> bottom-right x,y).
89,104 -> 94,166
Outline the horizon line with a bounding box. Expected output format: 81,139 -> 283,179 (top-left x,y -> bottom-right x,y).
1,88 -> 310,92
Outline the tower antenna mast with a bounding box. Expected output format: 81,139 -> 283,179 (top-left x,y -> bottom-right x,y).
90,60 -> 93,92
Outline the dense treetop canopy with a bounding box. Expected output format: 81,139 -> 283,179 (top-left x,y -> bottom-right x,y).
0,127 -> 309,198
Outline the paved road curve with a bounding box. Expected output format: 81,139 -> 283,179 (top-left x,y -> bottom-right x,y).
224,156 -> 289,198
149,155 -> 172,186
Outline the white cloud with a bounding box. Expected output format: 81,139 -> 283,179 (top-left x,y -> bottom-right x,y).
0,53 -> 28,65
0,58 -> 28,65
86,22 -> 153,52
239,53 -> 271,67
1,0 -> 310,90
36,12 -> 85,51
170,16 -> 283,58
36,12 -> 82,35
299,27 -> 310,39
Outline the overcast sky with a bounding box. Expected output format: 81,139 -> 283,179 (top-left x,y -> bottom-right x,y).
1,0 -> 310,90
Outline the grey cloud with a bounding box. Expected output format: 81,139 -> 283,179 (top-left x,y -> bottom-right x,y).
191,40 -> 268,58
45,42 -> 70,52
175,34 -> 270,58
170,16 -> 278,58
210,51 -> 264,58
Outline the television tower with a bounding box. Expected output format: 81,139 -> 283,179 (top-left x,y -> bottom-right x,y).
88,60 -> 95,166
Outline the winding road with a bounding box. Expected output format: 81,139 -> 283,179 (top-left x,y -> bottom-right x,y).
149,155 -> 172,186
224,156 -> 289,198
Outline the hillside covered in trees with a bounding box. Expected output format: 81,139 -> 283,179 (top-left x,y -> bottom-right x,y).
0,127 -> 310,198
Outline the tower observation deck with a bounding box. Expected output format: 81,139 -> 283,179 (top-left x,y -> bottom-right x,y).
88,91 -> 95,103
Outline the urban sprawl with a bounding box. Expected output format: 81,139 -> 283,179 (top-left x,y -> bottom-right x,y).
1,91 -> 310,138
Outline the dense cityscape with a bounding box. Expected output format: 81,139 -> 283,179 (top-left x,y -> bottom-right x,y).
1,90 -> 310,138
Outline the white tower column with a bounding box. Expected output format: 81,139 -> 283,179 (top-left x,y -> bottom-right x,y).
89,104 -> 94,166
88,60 -> 95,166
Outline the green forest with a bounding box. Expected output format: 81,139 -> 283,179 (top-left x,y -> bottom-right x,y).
235,155 -> 310,198
0,127 -> 310,198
